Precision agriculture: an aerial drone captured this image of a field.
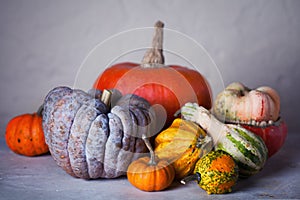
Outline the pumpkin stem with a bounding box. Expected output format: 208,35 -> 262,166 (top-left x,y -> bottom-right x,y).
141,21 -> 165,67
142,134 -> 157,166
100,89 -> 112,107
37,104 -> 44,117
180,172 -> 201,185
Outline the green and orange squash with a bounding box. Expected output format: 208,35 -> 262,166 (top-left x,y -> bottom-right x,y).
181,150 -> 239,194
181,103 -> 268,178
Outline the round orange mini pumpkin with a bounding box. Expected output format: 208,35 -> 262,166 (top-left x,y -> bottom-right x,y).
5,107 -> 49,156
127,135 -> 175,192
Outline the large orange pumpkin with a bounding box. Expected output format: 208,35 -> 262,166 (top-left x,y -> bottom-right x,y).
5,107 -> 49,157
93,21 -> 212,129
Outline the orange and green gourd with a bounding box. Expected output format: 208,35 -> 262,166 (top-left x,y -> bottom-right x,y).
181,150 -> 239,194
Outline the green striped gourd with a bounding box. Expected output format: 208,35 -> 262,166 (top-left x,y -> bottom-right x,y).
181,103 -> 268,178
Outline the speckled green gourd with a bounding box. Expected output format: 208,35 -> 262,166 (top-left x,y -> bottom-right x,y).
194,150 -> 239,194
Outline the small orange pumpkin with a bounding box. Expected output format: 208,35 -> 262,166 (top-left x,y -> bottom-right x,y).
127,135 -> 175,192
5,106 -> 49,156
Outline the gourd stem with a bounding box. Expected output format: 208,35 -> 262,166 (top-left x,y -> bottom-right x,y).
180,172 -> 201,185
101,89 -> 112,107
141,21 -> 165,66
142,134 -> 157,166
37,104 -> 44,117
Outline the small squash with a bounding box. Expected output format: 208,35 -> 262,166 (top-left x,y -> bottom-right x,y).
5,106 -> 49,156
181,103 -> 268,178
127,135 -> 175,192
154,118 -> 213,179
181,150 -> 239,195
213,82 -> 287,157
213,82 -> 280,123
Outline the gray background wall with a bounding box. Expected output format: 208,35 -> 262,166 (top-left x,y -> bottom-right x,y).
1,0 -> 299,136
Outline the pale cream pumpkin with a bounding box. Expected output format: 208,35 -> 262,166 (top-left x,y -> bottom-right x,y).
213,82 -> 280,124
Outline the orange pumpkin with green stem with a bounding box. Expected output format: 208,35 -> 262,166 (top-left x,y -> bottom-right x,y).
127,134 -> 175,192
5,106 -> 49,156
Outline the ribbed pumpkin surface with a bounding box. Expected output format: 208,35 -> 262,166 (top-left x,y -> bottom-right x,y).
155,118 -> 212,179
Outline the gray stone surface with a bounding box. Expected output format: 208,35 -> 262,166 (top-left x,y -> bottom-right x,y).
1,134 -> 299,200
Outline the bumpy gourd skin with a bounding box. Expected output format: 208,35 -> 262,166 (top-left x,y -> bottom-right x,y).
43,86 -> 154,179
194,150 -> 239,194
43,87 -> 87,177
